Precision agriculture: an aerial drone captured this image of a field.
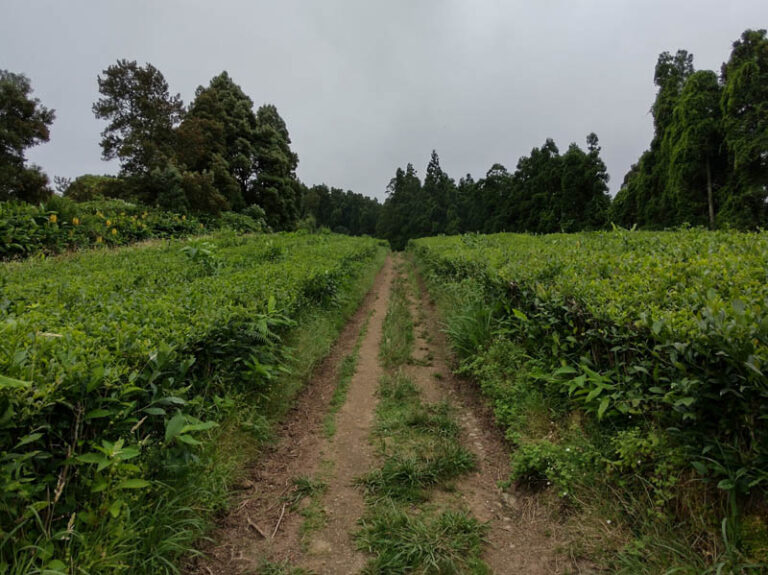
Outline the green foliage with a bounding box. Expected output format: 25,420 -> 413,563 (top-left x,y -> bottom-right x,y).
412,229 -> 768,569
0,69 -> 55,204
0,196 -> 272,260
0,231 -> 383,571
379,275 -> 414,367
379,139 -> 611,249
355,507 -> 489,574
62,174 -> 122,202
665,70 -> 725,228
0,198 -> 200,259
301,184 -> 381,237
93,60 -> 184,176
720,29 -> 768,228
615,29 -> 768,230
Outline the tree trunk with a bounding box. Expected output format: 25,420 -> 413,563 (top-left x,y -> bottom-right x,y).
706,158 -> 715,230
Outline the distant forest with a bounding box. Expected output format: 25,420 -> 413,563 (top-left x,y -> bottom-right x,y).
1,29 -> 766,247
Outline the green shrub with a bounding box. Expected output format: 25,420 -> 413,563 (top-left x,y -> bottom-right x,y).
411,229 -> 768,568
0,231 -> 384,571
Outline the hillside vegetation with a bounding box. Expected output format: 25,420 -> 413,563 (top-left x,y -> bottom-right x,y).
0,232 -> 386,573
411,229 -> 768,572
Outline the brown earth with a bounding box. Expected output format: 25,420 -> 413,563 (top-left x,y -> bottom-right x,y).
187,254 -> 584,574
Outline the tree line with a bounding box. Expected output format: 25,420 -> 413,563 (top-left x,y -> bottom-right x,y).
0,61 -> 380,233
377,137 -> 611,250
1,28 -> 765,242
611,29 -> 767,229
378,28 -> 767,249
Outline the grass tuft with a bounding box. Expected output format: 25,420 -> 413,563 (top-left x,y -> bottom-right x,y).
356,507 -> 489,574
357,446 -> 476,503
380,273 -> 414,367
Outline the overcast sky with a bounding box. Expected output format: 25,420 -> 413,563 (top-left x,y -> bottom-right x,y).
2,1 -> 766,200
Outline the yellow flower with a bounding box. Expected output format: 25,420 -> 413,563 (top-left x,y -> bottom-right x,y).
96,236 -> 103,244
49,214 -> 58,223
72,217 -> 80,226
111,228 -> 118,235
105,219 -> 111,227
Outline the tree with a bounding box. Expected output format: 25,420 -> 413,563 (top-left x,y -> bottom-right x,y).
422,150 -> 458,234
559,134 -> 610,230
720,29 -> 768,227
478,163 -> 514,233
181,71 -> 258,201
62,174 -> 121,202
251,104 -> 300,229
378,164 -> 422,250
93,60 -> 184,175
514,139 -> 562,233
616,51 -> 695,228
666,70 -> 724,228
0,70 -> 55,202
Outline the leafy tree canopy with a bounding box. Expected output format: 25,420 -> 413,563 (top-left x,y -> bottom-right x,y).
93,60 -> 184,175
0,70 -> 55,202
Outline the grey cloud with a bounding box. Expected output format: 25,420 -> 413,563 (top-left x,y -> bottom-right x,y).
2,0 -> 766,200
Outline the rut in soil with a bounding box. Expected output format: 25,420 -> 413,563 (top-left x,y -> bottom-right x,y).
188,254 -> 575,574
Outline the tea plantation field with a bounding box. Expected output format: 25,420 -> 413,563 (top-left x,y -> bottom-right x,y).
411,229 -> 768,570
0,232 -> 386,573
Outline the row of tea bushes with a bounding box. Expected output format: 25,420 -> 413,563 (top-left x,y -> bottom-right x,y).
0,232 -> 385,572
0,198 -> 268,260
411,229 -> 767,567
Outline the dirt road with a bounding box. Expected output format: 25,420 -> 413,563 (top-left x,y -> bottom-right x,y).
188,255 -> 574,574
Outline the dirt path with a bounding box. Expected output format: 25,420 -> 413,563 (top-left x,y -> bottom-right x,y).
188,257 -> 393,574
408,261 -> 580,574
294,257 -> 393,573
188,254 -> 575,574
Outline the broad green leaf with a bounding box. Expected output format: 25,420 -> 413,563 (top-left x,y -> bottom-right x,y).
176,434 -> 202,446
717,479 -> 735,491
77,453 -> 108,466
85,409 -> 112,420
0,374 -> 31,389
181,421 -> 218,434
116,479 -> 151,490
15,432 -> 43,448
597,397 -> 610,419
108,500 -> 122,518
165,412 -> 186,443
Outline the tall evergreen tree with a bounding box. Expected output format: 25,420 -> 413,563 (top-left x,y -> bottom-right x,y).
666,70 -> 725,228
514,139 -> 562,233
178,71 -> 260,209
479,163 -> 514,233
617,51 -> 695,228
422,150 -> 457,235
720,29 -> 768,227
378,164 -> 422,250
559,134 -> 610,230
251,104 -> 300,230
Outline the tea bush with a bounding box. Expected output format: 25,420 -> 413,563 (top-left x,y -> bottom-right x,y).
0,197 -> 268,260
411,229 -> 768,566
0,232 -> 384,571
